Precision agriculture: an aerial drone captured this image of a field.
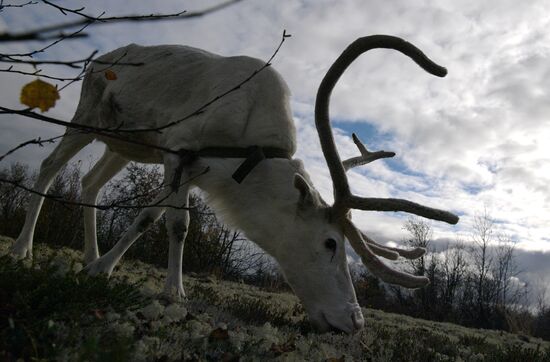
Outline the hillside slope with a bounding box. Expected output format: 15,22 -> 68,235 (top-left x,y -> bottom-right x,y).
1,236 -> 549,361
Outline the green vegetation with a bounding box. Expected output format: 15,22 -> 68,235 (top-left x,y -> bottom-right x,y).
0,237 -> 148,360
1,236 -> 549,361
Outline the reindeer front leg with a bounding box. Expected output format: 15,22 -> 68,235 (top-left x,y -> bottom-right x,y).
163,189 -> 189,300
161,153 -> 191,300
83,192 -> 166,276
84,153 -> 191,300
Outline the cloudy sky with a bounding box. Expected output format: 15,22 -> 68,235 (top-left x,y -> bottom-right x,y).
1,0 -> 549,298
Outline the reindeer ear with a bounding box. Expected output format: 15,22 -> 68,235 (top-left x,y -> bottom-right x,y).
294,174 -> 315,208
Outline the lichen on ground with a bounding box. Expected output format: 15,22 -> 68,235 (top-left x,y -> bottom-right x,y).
1,236 -> 549,361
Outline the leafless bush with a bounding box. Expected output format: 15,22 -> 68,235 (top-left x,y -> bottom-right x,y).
0,162 -> 84,248
0,161 -> 268,281
0,163 -> 31,237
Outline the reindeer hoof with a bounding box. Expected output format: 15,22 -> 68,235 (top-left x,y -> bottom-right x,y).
161,283 -> 186,303
9,239 -> 32,259
83,257 -> 115,277
83,251 -> 99,265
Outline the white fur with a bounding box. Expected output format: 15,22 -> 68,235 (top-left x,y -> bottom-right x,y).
11,44 -> 364,333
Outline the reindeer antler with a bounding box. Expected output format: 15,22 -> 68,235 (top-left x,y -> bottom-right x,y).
315,35 -> 459,288
342,133 -> 395,171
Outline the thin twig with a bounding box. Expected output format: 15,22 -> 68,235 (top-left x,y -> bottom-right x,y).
0,50 -> 143,69
56,51 -> 101,91
41,0 -> 185,22
0,135 -> 64,162
0,166 -> 209,211
0,51 -> 143,94
0,32 -> 87,43
0,66 -> 82,81
0,107 -> 180,155
0,51 -> 98,68
3,15 -> 98,57
0,0 -> 242,43
0,0 -> 37,10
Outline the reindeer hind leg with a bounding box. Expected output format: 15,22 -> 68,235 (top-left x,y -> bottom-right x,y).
81,149 -> 128,264
11,130 -> 94,259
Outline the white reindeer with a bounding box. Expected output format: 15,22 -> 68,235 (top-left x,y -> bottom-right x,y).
10,35 -> 458,333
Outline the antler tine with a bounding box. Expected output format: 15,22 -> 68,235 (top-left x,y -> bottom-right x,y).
347,196 -> 459,224
342,219 -> 429,288
364,237 -> 400,260
315,35 -> 449,221
342,133 -> 396,171
360,230 -> 426,260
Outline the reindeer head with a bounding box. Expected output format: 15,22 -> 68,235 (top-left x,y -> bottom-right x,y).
269,35 -> 459,333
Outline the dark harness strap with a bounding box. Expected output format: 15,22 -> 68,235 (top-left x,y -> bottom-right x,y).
176,146 -> 291,185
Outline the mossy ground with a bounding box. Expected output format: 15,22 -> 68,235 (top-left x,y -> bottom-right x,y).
1,236 -> 549,361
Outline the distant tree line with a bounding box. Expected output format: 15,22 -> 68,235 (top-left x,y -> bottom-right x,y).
352,216 -> 550,341
0,162 -> 548,340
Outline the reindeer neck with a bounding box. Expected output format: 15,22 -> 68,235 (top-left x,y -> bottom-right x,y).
193,157 -> 305,256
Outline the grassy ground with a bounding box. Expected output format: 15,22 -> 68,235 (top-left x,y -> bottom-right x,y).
1,235 -> 549,361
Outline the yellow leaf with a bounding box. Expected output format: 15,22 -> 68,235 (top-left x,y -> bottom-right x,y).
104,69 -> 117,80
20,79 -> 60,112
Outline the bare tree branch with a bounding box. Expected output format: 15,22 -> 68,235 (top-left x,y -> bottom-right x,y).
0,166 -> 209,211
0,0 -> 37,11
0,107 -> 179,154
0,51 -> 97,68
0,0 -> 242,43
0,66 -> 83,81
0,134 -> 63,162
2,16 -> 97,57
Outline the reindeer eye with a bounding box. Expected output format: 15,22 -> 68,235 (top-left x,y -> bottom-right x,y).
324,238 -> 337,252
